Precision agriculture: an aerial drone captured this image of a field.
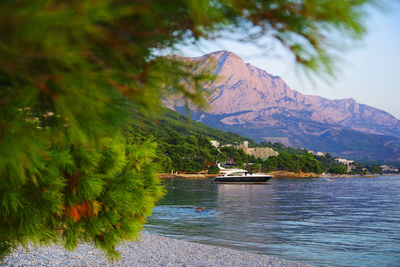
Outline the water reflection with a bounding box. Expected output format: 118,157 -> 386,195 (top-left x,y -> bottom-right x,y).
146,177 -> 400,267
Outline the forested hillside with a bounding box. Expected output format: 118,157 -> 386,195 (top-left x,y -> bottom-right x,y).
128,107 -> 324,174
128,107 -> 386,175
131,107 -> 253,145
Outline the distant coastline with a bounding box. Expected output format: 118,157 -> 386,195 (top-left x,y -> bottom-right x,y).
324,174 -> 377,178
158,171 -> 320,179
266,171 -> 321,178
267,171 -> 378,178
159,171 -> 380,180
159,173 -> 218,180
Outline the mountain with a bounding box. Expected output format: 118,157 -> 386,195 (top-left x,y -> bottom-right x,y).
165,50 -> 400,162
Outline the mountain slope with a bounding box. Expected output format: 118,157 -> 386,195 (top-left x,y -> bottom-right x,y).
130,106 -> 252,145
165,51 -> 400,161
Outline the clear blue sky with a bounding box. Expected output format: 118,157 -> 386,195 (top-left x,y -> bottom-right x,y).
177,2 -> 400,119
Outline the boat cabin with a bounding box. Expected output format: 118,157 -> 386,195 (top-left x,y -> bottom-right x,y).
224,170 -> 252,176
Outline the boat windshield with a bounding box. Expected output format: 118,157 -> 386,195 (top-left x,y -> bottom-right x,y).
226,171 -> 248,176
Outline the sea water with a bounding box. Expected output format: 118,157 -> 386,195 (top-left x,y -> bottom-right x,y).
145,176 -> 400,267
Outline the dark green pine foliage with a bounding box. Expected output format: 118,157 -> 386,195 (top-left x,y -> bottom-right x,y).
262,152 -> 323,174
0,0 -> 377,261
328,165 -> 348,174
0,110 -> 164,259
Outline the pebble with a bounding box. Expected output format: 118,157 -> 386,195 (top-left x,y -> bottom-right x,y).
1,232 -> 314,267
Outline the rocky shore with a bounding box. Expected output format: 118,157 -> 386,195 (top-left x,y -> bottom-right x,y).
1,232 -> 313,267
325,174 -> 377,178
159,173 -> 218,179
266,170 -> 321,178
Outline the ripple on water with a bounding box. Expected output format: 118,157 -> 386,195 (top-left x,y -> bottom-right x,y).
146,176 -> 400,267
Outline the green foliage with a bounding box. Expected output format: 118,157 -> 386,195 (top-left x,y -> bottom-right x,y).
349,163 -> 383,175
220,147 -> 249,166
246,164 -> 261,174
0,130 -> 164,260
207,165 -> 220,174
162,134 -> 215,172
128,107 -> 255,172
133,107 -> 250,145
262,152 -> 323,174
368,165 -> 383,175
314,153 -> 340,171
349,162 -> 367,175
328,165 -> 348,174
0,0 -> 377,260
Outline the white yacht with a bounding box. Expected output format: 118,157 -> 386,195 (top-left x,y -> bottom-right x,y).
212,169 -> 273,183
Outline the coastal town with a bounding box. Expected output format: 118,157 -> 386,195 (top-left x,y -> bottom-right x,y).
161,139 -> 395,179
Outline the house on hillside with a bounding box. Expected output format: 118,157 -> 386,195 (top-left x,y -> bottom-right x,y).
210,140 -> 220,148
335,158 -> 354,171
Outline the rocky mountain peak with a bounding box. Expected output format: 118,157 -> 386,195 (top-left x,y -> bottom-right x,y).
201,50 -> 243,62
184,51 -> 300,114
165,51 -> 400,160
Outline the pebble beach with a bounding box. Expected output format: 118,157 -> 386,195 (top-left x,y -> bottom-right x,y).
1,232 -> 313,267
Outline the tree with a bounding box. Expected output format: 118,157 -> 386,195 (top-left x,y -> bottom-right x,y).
0,0 -> 377,260
220,146 -> 249,165
247,164 -> 261,173
263,156 -> 279,172
369,165 -> 383,175
315,153 -> 344,172
329,165 -> 348,174
261,152 -> 323,174
207,164 -> 220,174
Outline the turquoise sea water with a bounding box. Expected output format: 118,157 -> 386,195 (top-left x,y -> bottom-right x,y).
145,176 -> 400,267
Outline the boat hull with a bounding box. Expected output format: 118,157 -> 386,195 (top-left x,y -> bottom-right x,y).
212,175 -> 272,184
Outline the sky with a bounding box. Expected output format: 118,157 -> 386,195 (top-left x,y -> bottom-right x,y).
177,2 -> 400,119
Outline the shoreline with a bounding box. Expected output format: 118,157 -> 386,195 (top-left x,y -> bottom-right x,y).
266,170 -> 321,178
159,173 -> 218,179
159,171 -> 380,180
325,174 -> 377,178
159,171 -> 322,179
1,232 -> 314,267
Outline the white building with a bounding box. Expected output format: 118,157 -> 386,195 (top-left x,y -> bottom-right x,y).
335,158 -> 354,171
210,140 -> 220,148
